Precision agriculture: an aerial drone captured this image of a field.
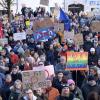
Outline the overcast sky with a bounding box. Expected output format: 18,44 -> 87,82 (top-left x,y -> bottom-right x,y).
14,0 -> 63,13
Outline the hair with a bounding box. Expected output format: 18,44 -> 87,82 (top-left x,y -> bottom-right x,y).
87,92 -> 100,100
14,80 -> 23,90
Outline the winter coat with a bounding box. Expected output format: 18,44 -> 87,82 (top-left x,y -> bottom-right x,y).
9,90 -> 23,100
71,87 -> 84,100
1,82 -> 13,100
81,84 -> 100,100
88,53 -> 98,66
52,78 -> 66,93
11,72 -> 22,82
83,41 -> 93,52
56,93 -> 75,100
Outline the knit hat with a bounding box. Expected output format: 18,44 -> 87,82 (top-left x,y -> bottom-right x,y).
88,75 -> 95,81
62,84 -> 69,88
67,79 -> 75,85
90,48 -> 95,52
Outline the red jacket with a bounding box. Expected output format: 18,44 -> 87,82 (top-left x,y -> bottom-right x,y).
10,54 -> 19,64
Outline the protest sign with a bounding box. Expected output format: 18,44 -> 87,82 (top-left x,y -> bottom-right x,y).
33,65 -> 55,79
66,52 -> 88,71
22,70 -> 47,90
26,29 -> 33,35
45,65 -> 55,78
90,21 -> 100,32
13,32 -> 26,41
54,23 -> 64,32
40,0 -> 49,6
33,18 -> 54,31
33,27 -> 56,42
0,38 -> 8,46
64,31 -> 74,40
74,34 -> 83,45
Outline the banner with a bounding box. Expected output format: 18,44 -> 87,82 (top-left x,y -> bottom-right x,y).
74,34 -> 83,45
66,52 -> 88,71
40,0 -> 49,6
64,31 -> 74,40
13,32 -> 26,41
33,27 -> 56,42
90,21 -> 100,32
22,70 -> 48,90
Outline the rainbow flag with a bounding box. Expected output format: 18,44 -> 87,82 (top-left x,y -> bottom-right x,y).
66,52 -> 88,71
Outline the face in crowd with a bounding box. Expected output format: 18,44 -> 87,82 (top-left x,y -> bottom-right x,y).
60,56 -> 66,65
26,89 -> 34,100
61,86 -> 70,96
14,80 -> 22,90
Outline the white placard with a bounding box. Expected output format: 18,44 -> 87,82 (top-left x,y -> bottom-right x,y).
13,32 -> 26,41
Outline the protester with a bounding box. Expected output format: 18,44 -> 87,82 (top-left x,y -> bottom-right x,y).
87,92 -> 100,100
9,80 -> 23,100
11,65 -> 22,82
1,74 -> 13,100
82,75 -> 100,100
67,79 -> 84,100
52,71 -> 66,93
35,88 -> 48,100
22,89 -> 37,100
45,80 -> 60,100
56,85 -> 77,100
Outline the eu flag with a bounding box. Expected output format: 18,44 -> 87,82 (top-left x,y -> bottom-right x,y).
59,8 -> 71,31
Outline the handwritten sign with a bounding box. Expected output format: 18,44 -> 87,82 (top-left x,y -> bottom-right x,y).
33,65 -> 55,79
22,70 -> 47,90
33,18 -> 54,31
74,34 -> 83,45
13,32 -> 26,41
64,31 -> 74,40
90,21 -> 100,32
66,52 -> 88,71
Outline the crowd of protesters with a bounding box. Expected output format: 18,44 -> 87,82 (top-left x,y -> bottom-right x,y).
0,5 -> 100,100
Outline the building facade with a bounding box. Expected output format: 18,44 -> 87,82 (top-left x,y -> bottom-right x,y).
65,0 -> 100,13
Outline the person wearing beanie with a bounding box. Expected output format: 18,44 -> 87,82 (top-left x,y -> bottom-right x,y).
67,79 -> 84,100
88,47 -> 98,66
82,75 -> 100,100
56,84 -> 76,100
89,66 -> 99,82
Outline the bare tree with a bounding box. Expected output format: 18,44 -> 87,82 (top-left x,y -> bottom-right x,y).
0,0 -> 14,22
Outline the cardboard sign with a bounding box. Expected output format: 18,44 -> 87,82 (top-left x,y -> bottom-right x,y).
90,21 -> 100,32
13,32 -> 26,41
33,18 -> 54,31
40,0 -> 49,6
66,52 -> 88,71
64,31 -> 74,40
54,23 -> 64,32
74,34 -> 83,45
0,38 -> 8,46
33,65 -> 55,79
22,70 -> 47,90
